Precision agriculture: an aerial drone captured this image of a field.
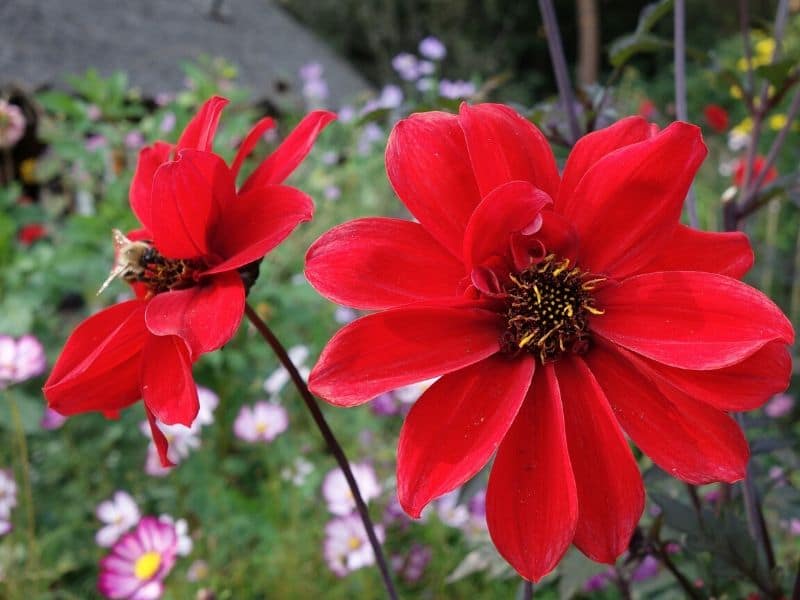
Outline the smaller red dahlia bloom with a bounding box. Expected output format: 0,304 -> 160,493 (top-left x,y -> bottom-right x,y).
44,97 -> 334,464
703,104 -> 729,133
305,104 -> 794,581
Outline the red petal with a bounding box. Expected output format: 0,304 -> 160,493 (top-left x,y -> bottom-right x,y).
555,356 -> 644,564
150,149 -> 235,259
556,116 -> 650,211
630,341 -> 792,411
386,111 -> 482,258
639,225 -> 754,278
593,271 -> 794,369
130,141 -> 173,232
462,181 -> 552,270
586,342 -> 749,484
175,96 -> 228,152
140,334 -> 198,426
144,271 -> 244,356
397,354 -> 535,517
205,184 -> 313,274
486,366 -> 578,582
305,217 -> 465,310
145,407 -> 174,468
44,301 -> 148,416
231,116 -> 276,180
309,303 -> 503,407
240,110 -> 336,192
562,122 -> 707,279
458,103 -> 560,200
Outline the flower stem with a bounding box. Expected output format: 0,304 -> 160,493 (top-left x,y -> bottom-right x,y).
244,304 -> 399,600
538,0 -> 582,144
734,412 -> 776,573
673,0 -> 698,228
9,394 -> 39,589
522,579 -> 533,600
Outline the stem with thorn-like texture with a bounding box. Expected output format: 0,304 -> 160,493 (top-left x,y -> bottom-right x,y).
244,304 -> 398,600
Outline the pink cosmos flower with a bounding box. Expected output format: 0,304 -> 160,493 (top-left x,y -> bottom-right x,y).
98,517 -> 178,600
323,514 -> 386,577
0,100 -> 26,148
233,401 -> 288,443
0,469 -> 17,535
40,406 -> 68,430
321,462 -> 382,516
96,491 -> 141,547
0,334 -> 47,388
764,393 -> 794,418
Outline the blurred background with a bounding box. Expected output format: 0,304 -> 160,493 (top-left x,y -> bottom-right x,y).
1,0 -> 799,598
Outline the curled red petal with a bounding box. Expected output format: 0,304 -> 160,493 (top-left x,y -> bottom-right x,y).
308,303 -> 503,407
150,149 -> 235,259
462,180 -> 552,271
206,184 -> 313,274
458,103 -> 560,200
386,111 -> 482,258
241,110 -> 336,192
44,301 -> 148,416
140,334 -> 198,427
231,116 -> 276,180
556,356 -> 644,564
586,342 -> 749,484
397,354 -> 535,518
305,217 -> 465,310
628,340 -> 792,412
639,225 -> 754,278
145,407 -> 175,468
130,141 -> 173,232
144,271 -> 245,357
486,366 -> 578,582
593,270 -> 794,370
556,116 -> 650,211
175,96 -> 229,152
562,122 -> 707,279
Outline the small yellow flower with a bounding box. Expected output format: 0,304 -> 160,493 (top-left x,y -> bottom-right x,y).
19,158 -> 37,184
732,117 -> 753,135
769,114 -> 788,130
755,38 -> 775,60
730,85 -> 743,99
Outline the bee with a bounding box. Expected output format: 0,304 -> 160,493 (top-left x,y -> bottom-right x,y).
96,229 -> 154,296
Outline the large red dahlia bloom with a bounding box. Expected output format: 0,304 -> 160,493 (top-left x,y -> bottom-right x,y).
305,104 -> 794,581
44,97 -> 334,464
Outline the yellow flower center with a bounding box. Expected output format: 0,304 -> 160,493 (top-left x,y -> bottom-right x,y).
134,551 -> 162,580
347,536 -> 362,551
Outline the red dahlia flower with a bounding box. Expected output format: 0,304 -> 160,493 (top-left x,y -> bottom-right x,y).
44,96 -> 334,464
305,104 -> 794,581
703,104 -> 729,133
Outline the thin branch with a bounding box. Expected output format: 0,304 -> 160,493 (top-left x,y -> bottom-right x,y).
523,579 -> 534,600
244,305 -> 399,600
656,542 -> 704,600
746,87 -> 800,201
673,0 -> 698,227
538,0 -> 582,143
734,412 -> 777,573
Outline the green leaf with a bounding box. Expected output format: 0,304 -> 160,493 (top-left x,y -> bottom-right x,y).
608,0 -> 674,67
636,0 -> 675,35
609,33 -> 672,67
754,58 -> 798,89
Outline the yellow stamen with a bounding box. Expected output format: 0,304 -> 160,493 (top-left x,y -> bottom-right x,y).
581,278 -> 606,290
583,304 -> 605,315
552,259 -> 570,276
518,332 -> 537,348
563,304 -> 574,317
134,551 -> 162,580
532,285 -> 542,305
536,323 -> 563,346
